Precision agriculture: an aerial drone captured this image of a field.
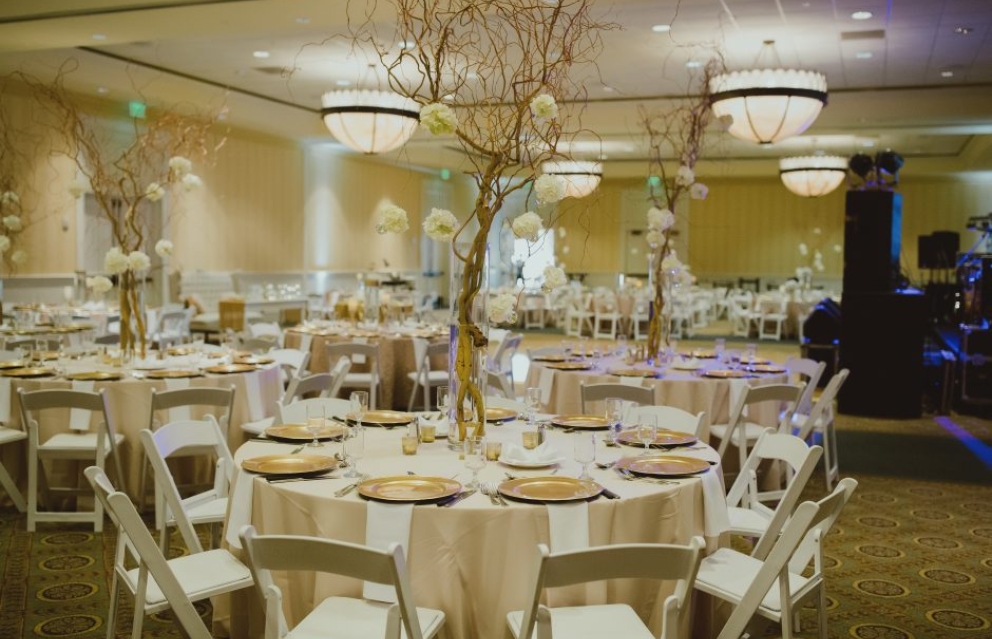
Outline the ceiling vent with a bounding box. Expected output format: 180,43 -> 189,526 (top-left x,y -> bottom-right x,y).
841,29 -> 886,41
253,66 -> 287,75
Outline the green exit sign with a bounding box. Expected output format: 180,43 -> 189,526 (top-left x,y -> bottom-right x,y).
128,101 -> 146,119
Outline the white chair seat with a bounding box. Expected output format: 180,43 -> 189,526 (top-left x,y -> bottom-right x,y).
0,426 -> 26,445
181,496 -> 228,524
288,596 -> 445,639
406,370 -> 450,384
727,506 -> 773,537
124,548 -> 252,608
344,372 -> 375,383
696,547 -> 812,614
507,604 -> 656,639
40,432 -> 125,453
241,416 -> 275,436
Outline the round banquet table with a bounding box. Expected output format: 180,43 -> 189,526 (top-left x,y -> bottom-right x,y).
284,325 -> 448,410
222,415 -> 726,639
524,355 -> 790,439
0,355 -> 282,503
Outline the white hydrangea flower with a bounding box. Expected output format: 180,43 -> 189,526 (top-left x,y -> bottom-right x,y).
675,165 -> 695,186
798,242 -> 809,256
0,235 -> 9,253
542,265 -> 567,291
145,182 -> 165,202
155,239 -> 174,258
1,191 -> 19,206
534,174 -> 566,205
661,252 -> 683,271
68,179 -> 87,199
511,211 -> 544,242
10,249 -> 26,265
87,275 -> 113,294
529,93 -> 558,121
689,182 -> 709,200
419,102 -> 458,135
128,250 -> 151,272
647,207 -> 675,231
376,204 -> 409,234
168,156 -> 193,178
2,215 -> 22,231
646,230 -> 664,247
182,174 -> 203,192
104,247 -> 130,274
423,208 -> 459,241
488,292 -> 518,325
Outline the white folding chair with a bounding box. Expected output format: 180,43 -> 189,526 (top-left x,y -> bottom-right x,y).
327,342 -> 381,409
485,395 -> 528,413
151,308 -> 194,350
242,369 -> 347,437
489,332 -> 522,398
710,382 -> 804,474
507,537 -> 704,639
783,357 -> 826,418
239,525 -> 446,639
627,405 -> 707,439
696,478 -> 858,639
17,387 -> 125,532
0,424 -> 27,512
267,347 -> 312,389
140,415 -> 233,552
580,382 -> 654,415
792,368 -> 850,490
248,320 -> 283,346
84,466 -> 254,639
276,396 -> 354,425
407,338 -> 450,411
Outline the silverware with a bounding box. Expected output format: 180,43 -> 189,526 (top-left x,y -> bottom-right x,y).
486,482 -> 509,506
595,460 -> 617,469
333,475 -> 368,497
437,488 -> 476,507
267,474 -> 337,484
481,483 -> 500,506
614,467 -> 677,485
290,445 -> 305,454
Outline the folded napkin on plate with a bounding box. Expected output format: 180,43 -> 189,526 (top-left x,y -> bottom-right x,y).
363,501 -> 414,603
224,467 -> 256,550
501,441 -> 560,464
547,501 -> 589,552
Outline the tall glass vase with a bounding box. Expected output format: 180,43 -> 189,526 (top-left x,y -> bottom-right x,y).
448,240 -> 490,444
117,270 -> 147,362
646,249 -> 669,361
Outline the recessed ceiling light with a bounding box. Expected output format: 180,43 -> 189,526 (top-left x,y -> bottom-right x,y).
652,24 -> 671,33
855,51 -> 873,59
685,60 -> 702,68
91,33 -> 107,41
335,79 -> 352,86
295,16 -> 310,24
941,70 -> 954,78
851,10 -> 873,20
954,26 -> 973,35
253,50 -> 270,59
96,87 -> 108,95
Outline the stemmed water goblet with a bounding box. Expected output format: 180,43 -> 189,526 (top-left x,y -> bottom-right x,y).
463,437 -> 486,489
436,385 -> 449,420
350,390 -> 369,426
605,397 -> 624,444
573,433 -> 596,480
306,403 -> 325,448
525,386 -> 541,426
637,418 -> 657,455
343,426 -> 365,478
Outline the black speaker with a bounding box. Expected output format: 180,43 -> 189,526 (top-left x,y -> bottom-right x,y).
839,290 -> 927,418
931,231 -> 960,268
961,327 -> 992,404
843,191 -> 902,293
918,234 -> 935,269
981,257 -> 992,320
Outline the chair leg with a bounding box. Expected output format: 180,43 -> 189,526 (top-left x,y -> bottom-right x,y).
106,571 -> 121,639
817,583 -> 829,639
27,455 -> 38,533
0,462 -> 26,512
407,379 -> 419,412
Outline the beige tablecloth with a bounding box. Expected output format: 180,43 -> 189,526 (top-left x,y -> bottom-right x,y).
222,419 -> 724,639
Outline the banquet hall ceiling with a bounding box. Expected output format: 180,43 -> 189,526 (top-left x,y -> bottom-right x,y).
2,0 -> 992,178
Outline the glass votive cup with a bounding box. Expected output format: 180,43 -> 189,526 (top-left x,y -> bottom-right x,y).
484,440 -> 503,461
419,424 -> 436,443
522,430 -> 540,450
401,435 -> 419,455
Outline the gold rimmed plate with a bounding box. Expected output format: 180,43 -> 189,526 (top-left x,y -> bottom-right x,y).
0,360 -> 30,370
616,428 -> 698,448
203,363 -> 258,375
358,476 -> 461,503
31,351 -> 60,362
609,368 -> 658,378
65,371 -> 122,382
166,346 -> 197,356
546,361 -> 593,371
498,477 -> 603,503
0,367 -> 57,378
486,407 -> 518,423
669,359 -> 704,371
615,455 -> 710,477
144,369 -> 204,379
682,350 -> 717,359
551,415 -> 611,430
346,410 -> 414,426
234,356 -> 274,366
264,423 -> 348,442
241,454 -> 337,477
531,355 -> 567,363
703,369 -> 749,379
746,364 -> 787,374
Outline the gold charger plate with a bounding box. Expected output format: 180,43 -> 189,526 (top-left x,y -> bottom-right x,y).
357,476 -> 461,503
531,355 -> 567,363
144,369 -> 204,379
498,477 -> 603,503
65,371 -> 122,382
0,360 -> 30,370
486,407 -> 518,423
682,350 -> 717,359
609,368 -> 658,378
551,415 -> 611,430
234,356 -> 274,365
617,429 -> 698,448
546,361 -> 593,371
739,357 -> 771,365
747,364 -> 786,374
31,351 -> 60,361
242,454 -> 337,477
346,410 -> 414,426
0,367 -> 56,378
203,363 -> 258,374
615,455 -> 710,477
703,369 -> 749,379
264,423 -> 347,442
166,346 -> 197,356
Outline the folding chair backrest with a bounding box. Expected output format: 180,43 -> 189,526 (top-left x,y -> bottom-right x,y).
149,386 -> 235,432
794,368 -> 849,441
276,397 -> 353,424
580,383 -> 654,413
485,395 -> 528,412
732,382 -> 804,431
627,405 -> 707,438
327,356 -> 353,398
784,357 -> 826,414
282,372 -> 336,404
267,348 -> 311,379
19,388 -> 114,444
240,526 -> 423,639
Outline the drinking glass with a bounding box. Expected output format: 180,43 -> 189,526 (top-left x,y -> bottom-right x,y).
714,338 -> 726,363
436,385 -> 449,419
637,418 -> 657,454
306,403 -> 325,448
561,340 -> 573,360
343,426 -> 365,478
615,334 -> 628,358
573,433 -> 596,479
463,437 -> 486,488
605,397 -> 624,443
525,386 -> 541,426
349,390 -> 369,425
744,343 -> 757,367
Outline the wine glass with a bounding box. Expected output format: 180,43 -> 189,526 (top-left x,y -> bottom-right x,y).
605,397 -> 624,443
349,390 -> 369,425
306,403 -> 325,448
525,387 -> 541,426
343,426 -> 365,478
714,338 -> 726,363
744,343 -> 757,367
573,433 -> 596,479
615,334 -> 628,358
637,418 -> 657,455
463,436 -> 486,489
436,385 -> 449,420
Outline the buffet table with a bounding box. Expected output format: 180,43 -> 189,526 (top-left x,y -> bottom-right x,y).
223,415 -> 726,639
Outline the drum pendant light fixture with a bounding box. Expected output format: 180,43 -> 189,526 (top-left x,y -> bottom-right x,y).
320,89 -> 421,154
779,155 -> 848,197
541,161 -> 603,199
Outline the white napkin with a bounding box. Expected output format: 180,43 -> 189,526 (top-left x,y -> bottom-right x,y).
164,377 -> 191,422
363,501 -> 414,603
69,380 -> 95,431
728,378 -> 750,420
352,337 -> 367,365
538,367 -> 555,405
547,502 -> 589,552
0,377 -> 11,424
225,467 -> 255,550
701,467 -> 730,537
500,441 -> 559,464
244,370 -> 265,421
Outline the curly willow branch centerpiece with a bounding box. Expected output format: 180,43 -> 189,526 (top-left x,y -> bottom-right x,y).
22,67 -> 223,358
640,59 -> 721,360
349,0 -> 616,439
